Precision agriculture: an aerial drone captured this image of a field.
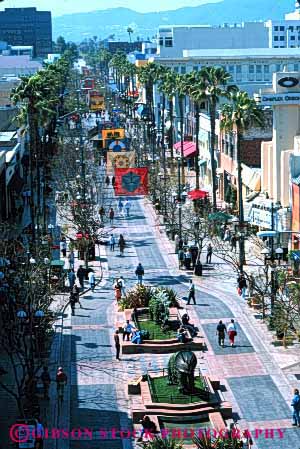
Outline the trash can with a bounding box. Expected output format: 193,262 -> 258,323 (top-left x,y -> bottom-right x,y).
194,261 -> 203,276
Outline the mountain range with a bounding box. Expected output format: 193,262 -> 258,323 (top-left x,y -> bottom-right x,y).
52,0 -> 294,42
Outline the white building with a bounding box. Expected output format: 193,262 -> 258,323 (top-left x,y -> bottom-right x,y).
154,48 -> 300,96
266,0 -> 300,48
157,23 -> 268,58
157,2 -> 300,59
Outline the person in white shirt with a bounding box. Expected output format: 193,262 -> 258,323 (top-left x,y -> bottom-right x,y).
117,276 -> 126,296
88,271 -> 95,291
124,200 -> 131,217
227,319 -> 237,347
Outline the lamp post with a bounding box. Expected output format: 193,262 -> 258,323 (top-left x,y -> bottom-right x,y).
177,156 -> 182,239
261,244 -> 283,316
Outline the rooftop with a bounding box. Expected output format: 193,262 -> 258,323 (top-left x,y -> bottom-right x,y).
0,55 -> 42,69
182,48 -> 300,59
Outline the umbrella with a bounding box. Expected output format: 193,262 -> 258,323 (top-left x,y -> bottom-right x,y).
208,211 -> 232,222
188,189 -> 209,200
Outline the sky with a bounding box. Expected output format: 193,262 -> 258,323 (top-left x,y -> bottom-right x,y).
0,0 -> 214,16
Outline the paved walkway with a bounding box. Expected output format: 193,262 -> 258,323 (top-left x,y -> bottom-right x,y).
40,194 -> 300,449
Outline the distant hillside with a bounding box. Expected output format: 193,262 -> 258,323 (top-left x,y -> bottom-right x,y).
53,0 -> 294,42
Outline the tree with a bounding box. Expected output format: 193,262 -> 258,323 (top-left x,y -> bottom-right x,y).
55,36 -> 67,54
201,66 -> 237,211
157,68 -> 177,160
185,70 -> 207,189
221,90 -> 264,271
127,26 -> 134,43
176,73 -> 190,182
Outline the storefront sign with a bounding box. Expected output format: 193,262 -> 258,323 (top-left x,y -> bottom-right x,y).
260,92 -> 300,105
249,206 -> 279,229
278,76 -> 299,88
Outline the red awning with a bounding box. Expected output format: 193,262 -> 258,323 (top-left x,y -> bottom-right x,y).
174,141 -> 197,158
188,189 -> 209,200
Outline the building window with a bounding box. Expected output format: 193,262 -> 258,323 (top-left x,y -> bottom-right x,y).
249,65 -> 255,73
294,63 -> 299,71
289,26 -> 294,31
274,36 -> 279,41
280,35 -> 285,41
264,65 -> 269,73
291,35 -> 296,40
181,66 -> 186,74
236,66 -> 241,73
165,37 -> 173,47
173,67 -> 179,73
193,66 -> 198,71
159,37 -> 164,46
280,26 -> 285,31
256,65 -> 262,73
274,45 -> 278,48
291,45 -> 296,48
274,26 -> 279,31
276,64 -> 281,71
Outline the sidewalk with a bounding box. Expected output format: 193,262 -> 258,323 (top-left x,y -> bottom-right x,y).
143,198 -> 300,448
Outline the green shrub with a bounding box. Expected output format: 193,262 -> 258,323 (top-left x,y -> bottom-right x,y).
119,285 -> 153,310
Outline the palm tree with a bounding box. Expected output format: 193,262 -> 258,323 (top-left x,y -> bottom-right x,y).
138,436 -> 184,449
201,66 -> 237,211
186,70 -> 207,190
137,62 -> 164,125
175,73 -> 190,182
127,26 -> 134,43
157,67 -> 177,160
221,90 -> 264,272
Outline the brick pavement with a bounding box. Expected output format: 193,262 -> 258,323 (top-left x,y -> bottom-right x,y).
39,195 -> 300,449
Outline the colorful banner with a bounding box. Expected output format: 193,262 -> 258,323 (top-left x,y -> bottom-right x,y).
107,138 -> 128,151
82,78 -> 95,89
102,128 -> 125,140
114,167 -> 148,196
107,151 -> 135,171
89,94 -> 105,111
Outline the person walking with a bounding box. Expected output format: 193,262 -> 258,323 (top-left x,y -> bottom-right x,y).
114,278 -> 122,301
77,265 -> 85,290
118,234 -> 126,256
72,284 -> 82,308
109,234 -> 116,251
206,243 -> 213,264
40,366 -> 51,400
187,279 -> 196,305
118,199 -> 124,216
105,176 -> 110,187
109,208 -> 115,225
56,367 -> 67,399
216,320 -> 227,347
184,249 -> 192,270
117,276 -> 126,296
135,263 -> 144,285
60,239 -> 67,258
99,206 -> 105,223
178,249 -> 185,268
124,199 -> 131,217
68,250 -> 75,270
291,388 -> 300,426
238,273 -> 247,299
227,319 -> 237,347
88,270 -> 96,291
70,292 -> 76,316
114,329 -> 121,360
35,417 -> 45,449
68,269 -> 76,289
230,235 -> 237,253
112,176 -> 115,187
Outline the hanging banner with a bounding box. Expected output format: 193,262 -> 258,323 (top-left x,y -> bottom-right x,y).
114,167 -> 148,196
107,151 -> 135,171
82,78 -> 95,89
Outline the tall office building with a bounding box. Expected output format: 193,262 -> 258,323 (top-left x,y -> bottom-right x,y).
0,8 -> 52,57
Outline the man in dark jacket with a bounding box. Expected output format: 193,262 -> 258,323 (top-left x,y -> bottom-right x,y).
135,263 -> 144,285
77,266 -> 85,289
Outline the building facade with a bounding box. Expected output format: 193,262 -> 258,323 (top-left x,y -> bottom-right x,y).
157,23 -> 269,58
0,8 -> 52,57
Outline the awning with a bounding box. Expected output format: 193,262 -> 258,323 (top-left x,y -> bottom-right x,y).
292,174 -> 300,185
188,189 -> 209,200
174,141 -> 197,158
8,173 -> 24,193
241,164 -> 261,191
